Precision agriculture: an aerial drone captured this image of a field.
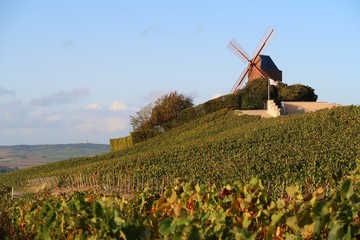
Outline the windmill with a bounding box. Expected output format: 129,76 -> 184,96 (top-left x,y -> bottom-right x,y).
227,28 -> 282,93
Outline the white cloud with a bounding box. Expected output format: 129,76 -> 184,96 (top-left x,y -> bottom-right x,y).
110,100 -> 128,111
0,100 -> 32,128
86,103 -> 102,110
76,116 -> 128,133
105,118 -> 127,132
0,89 -> 136,145
0,98 -> 136,145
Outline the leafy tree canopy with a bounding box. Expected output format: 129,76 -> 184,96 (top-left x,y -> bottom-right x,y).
150,91 -> 194,131
130,103 -> 154,131
278,84 -> 318,101
130,91 -> 193,131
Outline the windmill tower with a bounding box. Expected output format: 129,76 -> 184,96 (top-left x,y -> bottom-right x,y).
227,28 -> 282,93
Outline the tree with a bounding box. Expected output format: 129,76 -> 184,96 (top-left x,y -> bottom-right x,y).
130,91 -> 193,132
150,91 -> 193,130
278,84 -> 317,101
130,103 -> 154,131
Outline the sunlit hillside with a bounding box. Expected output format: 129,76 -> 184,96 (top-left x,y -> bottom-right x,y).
1,106 -> 358,197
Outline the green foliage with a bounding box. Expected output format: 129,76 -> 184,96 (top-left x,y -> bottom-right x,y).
234,78 -> 318,109
172,93 -> 241,128
130,129 -> 161,144
202,93 -> 241,112
278,83 -> 318,101
130,91 -> 193,132
1,163 -> 360,239
129,91 -> 241,141
1,106 -> 358,199
150,91 -> 194,131
0,184 -> 32,239
237,78 -> 276,109
126,80 -> 317,144
110,136 -> 133,152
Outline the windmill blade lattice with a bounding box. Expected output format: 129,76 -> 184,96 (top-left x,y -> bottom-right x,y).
227,39 -> 251,63
252,28 -> 275,60
228,27 -> 276,93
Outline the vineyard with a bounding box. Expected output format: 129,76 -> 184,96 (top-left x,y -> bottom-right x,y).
1,106 -> 359,194
0,105 -> 359,238
1,161 -> 360,239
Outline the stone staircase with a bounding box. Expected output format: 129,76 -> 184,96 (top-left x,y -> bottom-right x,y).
267,100 -> 281,117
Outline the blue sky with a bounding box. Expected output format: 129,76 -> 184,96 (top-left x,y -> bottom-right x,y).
0,1 -> 359,145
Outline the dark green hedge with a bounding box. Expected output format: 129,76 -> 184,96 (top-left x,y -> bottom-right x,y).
131,129 -> 160,144
203,93 -> 241,112
171,93 -> 241,128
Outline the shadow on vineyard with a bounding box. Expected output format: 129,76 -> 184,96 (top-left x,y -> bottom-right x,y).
0,105 -> 359,238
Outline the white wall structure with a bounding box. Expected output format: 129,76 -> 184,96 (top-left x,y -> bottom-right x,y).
281,102 -> 341,115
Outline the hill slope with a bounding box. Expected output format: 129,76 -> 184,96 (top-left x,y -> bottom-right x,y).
0,106 -> 359,195
0,143 -> 109,171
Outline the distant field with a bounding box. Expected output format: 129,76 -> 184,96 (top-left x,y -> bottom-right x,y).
0,143 -> 109,170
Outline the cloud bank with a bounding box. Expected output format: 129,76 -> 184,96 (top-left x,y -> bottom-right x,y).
0,86 -> 136,145
29,86 -> 90,106
0,86 -> 16,97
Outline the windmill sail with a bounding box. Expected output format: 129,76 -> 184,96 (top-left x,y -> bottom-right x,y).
228,28 -> 282,93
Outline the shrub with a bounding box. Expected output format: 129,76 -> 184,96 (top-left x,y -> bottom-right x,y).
171,93 -> 241,128
131,129 -> 160,144
278,84 -> 317,101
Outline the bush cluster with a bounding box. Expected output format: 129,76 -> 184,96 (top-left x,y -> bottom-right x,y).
172,93 -> 241,128
130,129 -> 161,144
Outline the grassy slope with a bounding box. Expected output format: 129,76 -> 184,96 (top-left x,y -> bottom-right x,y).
0,106 -> 359,194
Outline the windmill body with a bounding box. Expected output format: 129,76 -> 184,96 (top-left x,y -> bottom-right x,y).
249,55 -> 282,82
228,28 -> 282,93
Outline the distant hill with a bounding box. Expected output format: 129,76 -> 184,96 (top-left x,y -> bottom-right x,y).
0,143 -> 109,171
